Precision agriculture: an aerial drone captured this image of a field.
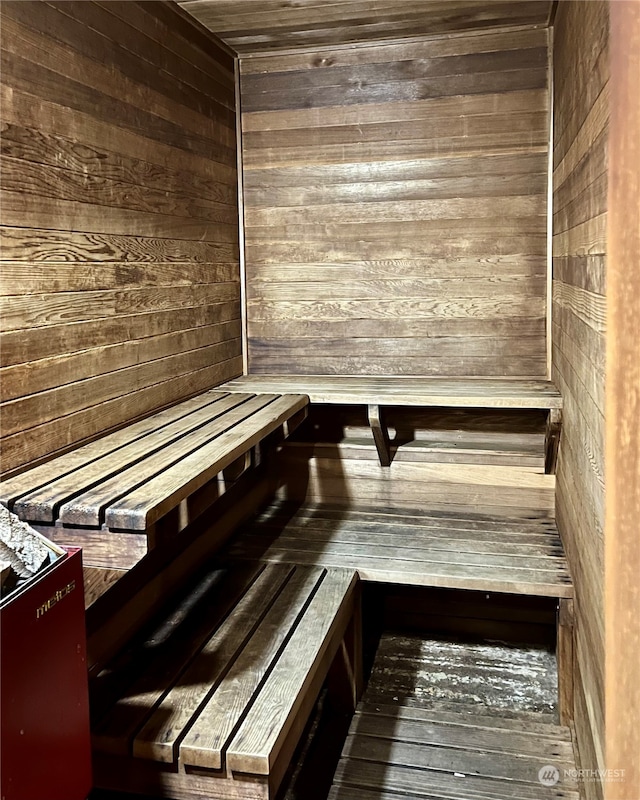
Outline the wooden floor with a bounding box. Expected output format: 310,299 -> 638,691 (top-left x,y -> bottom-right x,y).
330,632 -> 580,800
330,702 -> 579,799
227,502 -> 573,598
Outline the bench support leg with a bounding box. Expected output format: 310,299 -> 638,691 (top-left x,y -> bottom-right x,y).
545,408 -> 562,474
328,590 -> 363,712
557,597 -> 574,725
368,405 -> 391,467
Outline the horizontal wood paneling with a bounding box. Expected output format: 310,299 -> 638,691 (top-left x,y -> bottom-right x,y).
0,1 -> 241,475
552,1 -> 609,794
179,0 -> 552,55
240,28 -> 550,377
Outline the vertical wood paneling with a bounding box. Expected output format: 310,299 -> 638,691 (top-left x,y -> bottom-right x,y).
606,1 -> 640,794
552,2 -> 609,794
240,28 -> 550,377
0,0 -> 242,475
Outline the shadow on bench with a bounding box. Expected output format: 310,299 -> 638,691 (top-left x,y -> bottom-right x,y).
91,560 -> 361,800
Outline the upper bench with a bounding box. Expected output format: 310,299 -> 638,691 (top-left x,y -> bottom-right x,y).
0,389 -> 308,566
219,376 -> 563,470
219,376 -> 563,409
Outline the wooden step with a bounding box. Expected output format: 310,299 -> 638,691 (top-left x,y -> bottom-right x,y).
92,560 -> 361,800
227,502 -> 573,598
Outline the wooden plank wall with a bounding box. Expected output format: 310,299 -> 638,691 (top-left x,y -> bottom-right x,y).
606,1 -> 640,795
552,1 -> 609,795
239,27 -> 550,377
0,1 -> 242,476
178,0 -> 553,54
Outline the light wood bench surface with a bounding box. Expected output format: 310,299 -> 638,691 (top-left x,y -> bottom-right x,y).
220,376 -> 563,469
228,502 -> 573,599
92,560 -> 361,800
220,375 -> 563,409
0,389 -> 308,562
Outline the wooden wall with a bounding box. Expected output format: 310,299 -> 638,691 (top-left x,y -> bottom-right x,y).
552,1 -> 609,794
239,27 -> 550,377
0,1 -> 242,476
179,0 -> 553,53
606,1 -> 640,795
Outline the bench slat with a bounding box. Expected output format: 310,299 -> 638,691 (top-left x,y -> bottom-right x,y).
229,537 -> 572,578
229,546 -> 572,597
251,515 -> 561,546
341,734 -> 577,785
105,394 -> 308,531
256,502 -> 557,532
13,393 -> 247,523
92,561 -> 268,757
117,562 -> 293,763
220,376 -> 563,409
58,394 -> 273,527
0,390 -> 227,506
331,705 -> 579,800
176,565 -> 325,770
230,527 -> 565,559
134,564 -> 322,764
331,757 -> 577,800
223,568 -> 358,775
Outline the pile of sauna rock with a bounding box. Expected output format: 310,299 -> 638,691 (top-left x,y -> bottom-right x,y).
0,504 -> 61,600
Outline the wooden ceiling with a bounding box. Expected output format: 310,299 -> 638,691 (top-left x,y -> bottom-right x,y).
178,1 -> 554,55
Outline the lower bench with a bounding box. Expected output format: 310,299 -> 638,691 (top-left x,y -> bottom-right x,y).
91,560 -> 361,800
225,500 -> 575,725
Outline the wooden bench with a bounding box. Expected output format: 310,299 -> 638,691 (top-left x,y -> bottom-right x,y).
220,376 -> 563,471
91,560 -> 361,800
226,500 -> 574,723
0,389 -> 308,568
228,502 -> 572,598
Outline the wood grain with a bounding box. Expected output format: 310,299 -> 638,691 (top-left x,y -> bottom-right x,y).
228,502 -> 571,597
238,29 -> 550,377
178,1 -> 552,54
1,391 -> 308,538
330,703 -> 578,800
605,2 -> 640,795
175,566 -> 325,768
552,1 -> 609,793
93,561 -> 359,800
220,375 -> 562,409
0,1 -> 241,475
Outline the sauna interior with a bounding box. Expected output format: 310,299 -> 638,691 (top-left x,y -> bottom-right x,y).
0,2 -> 638,800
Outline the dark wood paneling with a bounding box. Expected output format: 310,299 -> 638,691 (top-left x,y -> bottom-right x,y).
0,1 -> 241,475
179,0 -> 553,55
240,28 -> 549,377
606,2 -> 640,795
552,1 -> 609,794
